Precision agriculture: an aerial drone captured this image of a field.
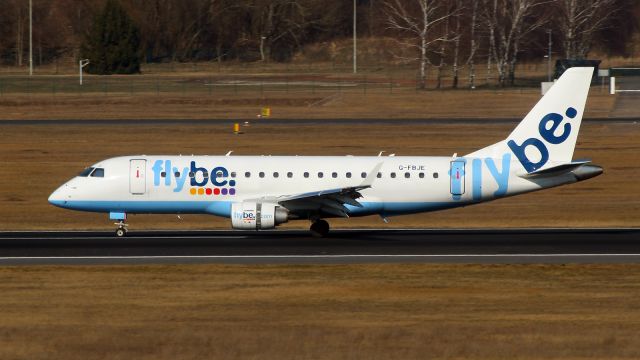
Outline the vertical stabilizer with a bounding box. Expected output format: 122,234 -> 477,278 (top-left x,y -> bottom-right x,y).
467,67 -> 593,173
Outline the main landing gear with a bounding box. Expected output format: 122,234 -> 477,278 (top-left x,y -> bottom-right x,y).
115,221 -> 128,237
310,219 -> 330,237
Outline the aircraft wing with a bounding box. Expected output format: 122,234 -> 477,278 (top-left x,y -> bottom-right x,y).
249,162 -> 383,218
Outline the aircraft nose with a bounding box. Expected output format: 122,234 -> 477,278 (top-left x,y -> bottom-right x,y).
48,184 -> 70,208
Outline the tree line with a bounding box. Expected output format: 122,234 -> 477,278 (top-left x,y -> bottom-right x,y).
0,0 -> 638,85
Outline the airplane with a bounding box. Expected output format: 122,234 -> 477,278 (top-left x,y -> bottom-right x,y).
49,67 -> 602,237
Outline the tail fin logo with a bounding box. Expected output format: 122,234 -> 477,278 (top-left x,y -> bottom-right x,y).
507,107 -> 577,172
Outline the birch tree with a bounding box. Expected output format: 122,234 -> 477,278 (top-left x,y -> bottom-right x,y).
385,0 -> 452,89
449,0 -> 474,89
481,0 -> 547,86
435,0 -> 451,89
556,0 -> 617,59
465,0 -> 479,89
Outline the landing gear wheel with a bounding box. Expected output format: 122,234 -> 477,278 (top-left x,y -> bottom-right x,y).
114,220 -> 128,237
310,219 -> 330,237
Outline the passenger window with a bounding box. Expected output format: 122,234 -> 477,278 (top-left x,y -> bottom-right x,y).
361,172 -> 367,178
377,172 -> 382,178
91,168 -> 105,177
346,172 -> 352,178
419,172 -> 425,178
304,172 -> 309,178
245,172 -> 251,178
78,167 -> 94,177
405,172 -> 410,178
203,171 -> 209,178
273,172 -> 279,178
215,171 -> 223,178
287,172 -> 293,178
160,171 -> 166,178
230,172 -> 236,178
188,172 -> 194,178
174,171 -> 180,178
332,172 -> 338,178
259,172 -> 265,178
390,172 -> 396,178
318,172 -> 324,178
433,172 -> 439,178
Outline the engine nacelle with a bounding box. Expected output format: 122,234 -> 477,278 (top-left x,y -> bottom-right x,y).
231,202 -> 289,230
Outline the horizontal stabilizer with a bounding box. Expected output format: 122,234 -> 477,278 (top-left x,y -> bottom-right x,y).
519,160 -> 592,178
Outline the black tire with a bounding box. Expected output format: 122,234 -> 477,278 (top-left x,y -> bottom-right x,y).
115,228 -> 126,237
310,219 -> 330,237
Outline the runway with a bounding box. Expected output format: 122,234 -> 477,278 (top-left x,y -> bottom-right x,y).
1,228 -> 639,265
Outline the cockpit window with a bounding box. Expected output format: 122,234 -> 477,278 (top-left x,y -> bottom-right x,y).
91,168 -> 105,177
78,167 -> 94,177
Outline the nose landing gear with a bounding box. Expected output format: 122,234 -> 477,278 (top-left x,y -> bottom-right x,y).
115,221 -> 128,237
110,212 -> 129,237
310,219 -> 330,237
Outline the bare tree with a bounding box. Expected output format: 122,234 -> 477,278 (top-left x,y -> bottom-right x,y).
481,0 -> 547,86
208,0 -> 246,63
449,0 -> 471,89
465,0 -> 479,89
556,0 -> 617,59
13,1 -> 25,66
252,0 -> 316,62
435,0 -> 451,89
385,0 -> 452,89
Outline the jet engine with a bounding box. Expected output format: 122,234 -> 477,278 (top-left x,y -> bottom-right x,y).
231,202 -> 289,230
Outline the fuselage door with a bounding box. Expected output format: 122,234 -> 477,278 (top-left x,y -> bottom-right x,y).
450,160 -> 465,195
130,159 -> 147,195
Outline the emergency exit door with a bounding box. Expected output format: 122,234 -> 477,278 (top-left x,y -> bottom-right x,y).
450,160 -> 465,196
129,159 -> 146,194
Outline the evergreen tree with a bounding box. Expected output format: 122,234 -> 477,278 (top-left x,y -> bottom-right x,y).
80,0 -> 140,74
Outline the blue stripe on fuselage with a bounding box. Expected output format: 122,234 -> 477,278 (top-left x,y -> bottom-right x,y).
50,200 -> 460,218
49,200 -> 233,217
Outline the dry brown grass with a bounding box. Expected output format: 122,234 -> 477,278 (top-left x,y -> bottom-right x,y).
0,121 -> 638,230
1,264 -> 640,359
0,88 -> 616,120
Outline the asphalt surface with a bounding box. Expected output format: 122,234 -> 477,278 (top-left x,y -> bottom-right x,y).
0,228 -> 638,265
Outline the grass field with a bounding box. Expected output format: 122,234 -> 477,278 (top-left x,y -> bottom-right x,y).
0,121 -> 638,230
0,58 -> 619,121
1,264 -> 640,359
0,89 -> 618,121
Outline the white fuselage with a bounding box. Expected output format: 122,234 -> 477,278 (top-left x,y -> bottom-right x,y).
48,154 -> 581,218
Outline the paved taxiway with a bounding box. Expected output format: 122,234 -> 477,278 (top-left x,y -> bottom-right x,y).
0,228 -> 638,265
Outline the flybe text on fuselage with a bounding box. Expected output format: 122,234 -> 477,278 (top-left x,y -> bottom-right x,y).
151,160 -> 236,195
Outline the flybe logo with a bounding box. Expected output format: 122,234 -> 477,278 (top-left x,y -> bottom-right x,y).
241,211 -> 256,222
152,160 -> 237,195
507,107 -> 577,173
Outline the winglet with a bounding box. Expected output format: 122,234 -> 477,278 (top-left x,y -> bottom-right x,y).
360,162 -> 384,188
